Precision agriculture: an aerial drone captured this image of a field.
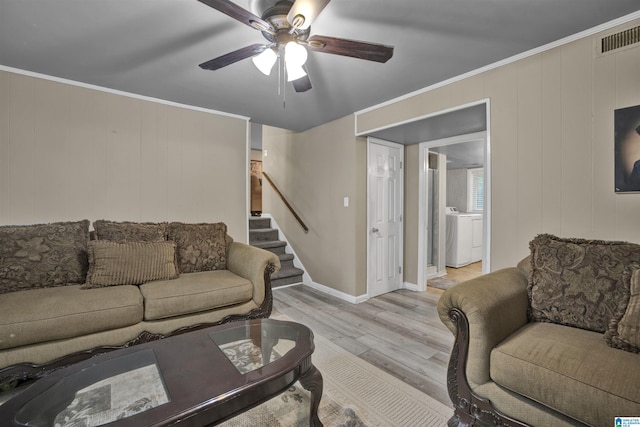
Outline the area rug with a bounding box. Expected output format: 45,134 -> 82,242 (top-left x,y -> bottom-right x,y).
427,276 -> 458,291
221,322 -> 452,427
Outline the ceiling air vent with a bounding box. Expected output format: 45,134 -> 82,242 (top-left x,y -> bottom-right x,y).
601,25 -> 640,54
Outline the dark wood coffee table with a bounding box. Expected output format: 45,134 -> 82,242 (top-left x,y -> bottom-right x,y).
0,319 -> 323,426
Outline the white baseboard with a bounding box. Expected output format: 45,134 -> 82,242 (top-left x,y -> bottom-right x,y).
261,213 -> 369,304
271,282 -> 303,290
403,281 -> 419,291
272,281 -> 369,304
304,281 -> 369,304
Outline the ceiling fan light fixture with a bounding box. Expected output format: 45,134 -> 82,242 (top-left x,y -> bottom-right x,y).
284,41 -> 308,82
252,48 -> 278,75
286,63 -> 307,82
284,41 -> 308,66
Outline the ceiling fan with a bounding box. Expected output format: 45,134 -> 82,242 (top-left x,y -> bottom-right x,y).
197,0 -> 394,92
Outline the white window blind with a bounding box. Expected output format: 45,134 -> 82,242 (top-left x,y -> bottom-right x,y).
467,168 -> 484,212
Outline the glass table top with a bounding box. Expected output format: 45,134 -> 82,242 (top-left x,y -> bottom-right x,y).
209,321 -> 298,374
14,349 -> 169,427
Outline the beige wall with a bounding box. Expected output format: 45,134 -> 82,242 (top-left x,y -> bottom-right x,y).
262,116 -> 368,296
250,149 -> 262,162
359,19 -> 640,271
0,70 -> 250,240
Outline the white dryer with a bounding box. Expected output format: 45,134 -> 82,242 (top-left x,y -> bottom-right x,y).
446,207 -> 483,268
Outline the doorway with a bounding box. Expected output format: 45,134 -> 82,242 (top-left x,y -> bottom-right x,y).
419,130 -> 489,291
250,160 -> 263,216
363,99 -> 490,292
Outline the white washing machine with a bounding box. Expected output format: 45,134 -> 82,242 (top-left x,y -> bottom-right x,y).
445,207 -> 483,268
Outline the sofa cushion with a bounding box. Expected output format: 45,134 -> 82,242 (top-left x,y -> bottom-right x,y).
93,220 -> 167,242
606,265 -> 640,353
139,270 -> 253,320
84,241 -> 179,288
528,234 -> 640,332
0,220 -> 90,294
0,284 -> 143,350
167,222 -> 231,273
491,322 -> 640,426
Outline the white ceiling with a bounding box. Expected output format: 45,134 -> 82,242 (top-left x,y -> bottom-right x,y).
1,1 -> 638,131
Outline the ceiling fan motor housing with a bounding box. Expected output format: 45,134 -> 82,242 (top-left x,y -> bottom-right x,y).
261,1 -> 310,43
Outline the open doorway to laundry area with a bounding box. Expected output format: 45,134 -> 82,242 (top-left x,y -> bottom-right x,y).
364,99 -> 490,293
421,130 -> 488,292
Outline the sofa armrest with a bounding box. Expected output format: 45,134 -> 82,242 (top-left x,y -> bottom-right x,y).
437,267 -> 529,386
227,242 -> 281,310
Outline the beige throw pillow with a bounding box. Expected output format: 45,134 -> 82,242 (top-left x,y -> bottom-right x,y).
85,241 -> 178,288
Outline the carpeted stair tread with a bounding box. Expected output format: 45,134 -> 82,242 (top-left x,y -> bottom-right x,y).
271,266 -> 304,287
279,253 -> 294,262
250,240 -> 287,250
249,218 -> 271,229
272,266 -> 304,280
249,228 -> 279,242
275,253 -> 295,271
272,277 -> 303,287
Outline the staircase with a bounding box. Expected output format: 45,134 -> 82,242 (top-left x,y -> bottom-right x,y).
249,217 -> 304,288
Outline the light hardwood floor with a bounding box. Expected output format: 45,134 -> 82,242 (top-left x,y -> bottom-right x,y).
443,261 -> 482,282
272,285 -> 455,407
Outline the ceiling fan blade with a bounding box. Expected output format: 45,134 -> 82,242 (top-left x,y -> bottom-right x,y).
292,72 -> 312,92
199,44 -> 268,70
287,0 -> 331,30
307,35 -> 394,63
198,0 -> 274,33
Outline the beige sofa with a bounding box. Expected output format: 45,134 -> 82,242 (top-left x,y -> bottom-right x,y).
0,220 -> 280,388
438,234 -> 640,427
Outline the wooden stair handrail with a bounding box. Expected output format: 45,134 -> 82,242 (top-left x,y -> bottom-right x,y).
262,172 -> 309,233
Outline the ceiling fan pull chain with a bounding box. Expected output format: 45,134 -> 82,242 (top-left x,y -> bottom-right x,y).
283,66 -> 287,109
279,45 -> 286,109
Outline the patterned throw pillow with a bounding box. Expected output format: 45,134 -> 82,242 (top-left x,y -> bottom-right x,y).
528,234 -> 640,333
605,265 -> 640,353
84,240 -> 179,288
167,222 -> 230,273
0,220 -> 90,293
93,220 -> 167,242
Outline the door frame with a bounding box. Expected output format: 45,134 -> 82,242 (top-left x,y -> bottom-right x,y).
417,100 -> 491,291
366,137 -> 405,298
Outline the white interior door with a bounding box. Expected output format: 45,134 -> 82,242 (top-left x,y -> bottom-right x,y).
368,138 -> 403,298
